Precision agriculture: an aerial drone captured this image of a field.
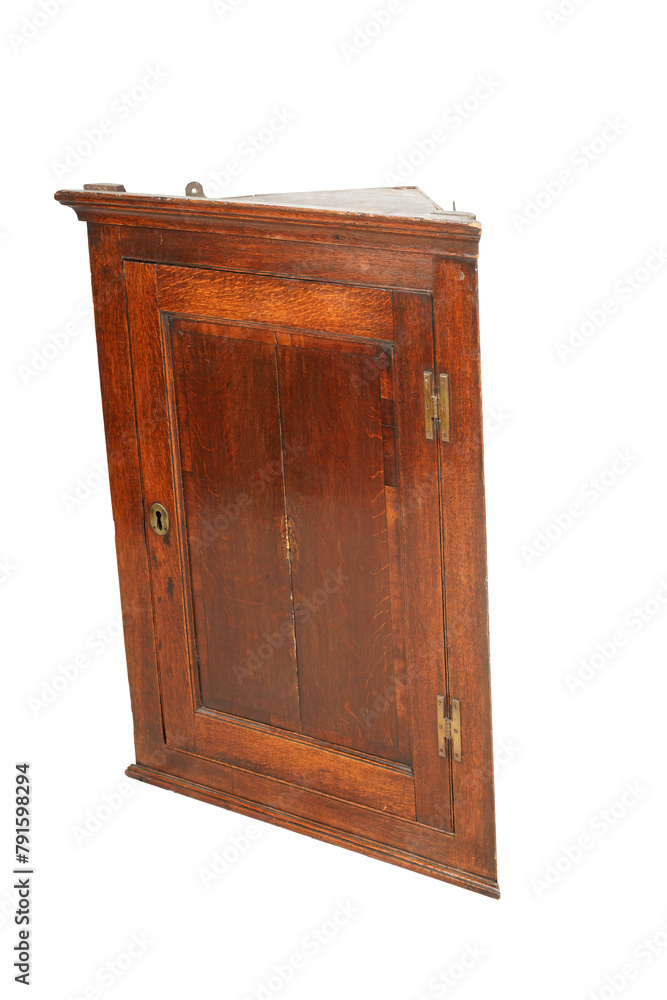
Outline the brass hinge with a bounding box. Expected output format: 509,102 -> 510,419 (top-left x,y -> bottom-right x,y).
423,371 -> 450,442
437,696 -> 461,762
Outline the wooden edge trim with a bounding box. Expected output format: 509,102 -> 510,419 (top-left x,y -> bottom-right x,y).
126,763 -> 500,898
55,189 -> 482,241
433,256 -> 498,881
86,224 -> 165,766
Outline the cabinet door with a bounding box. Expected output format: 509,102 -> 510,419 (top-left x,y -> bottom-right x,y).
119,260 -> 495,893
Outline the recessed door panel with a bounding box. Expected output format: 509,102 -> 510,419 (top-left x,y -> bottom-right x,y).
169,321 -> 411,764
169,324 -> 301,732
278,343 -> 410,762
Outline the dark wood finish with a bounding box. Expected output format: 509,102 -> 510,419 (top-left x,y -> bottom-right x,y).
126,266 -> 432,816
86,227 -> 166,768
157,266 -> 393,340
392,291 -> 454,833
124,261 -> 196,751
169,324 -> 301,732
194,710 -> 414,817
55,187 -> 481,257
433,257 -> 497,879
121,227 -> 435,291
57,186 -> 498,897
277,342 -> 400,759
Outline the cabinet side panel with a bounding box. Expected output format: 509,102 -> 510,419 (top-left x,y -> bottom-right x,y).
433,257 -> 497,880
86,223 -> 165,767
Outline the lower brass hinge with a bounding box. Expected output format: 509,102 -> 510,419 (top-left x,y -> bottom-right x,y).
423,371 -> 450,442
437,696 -> 461,762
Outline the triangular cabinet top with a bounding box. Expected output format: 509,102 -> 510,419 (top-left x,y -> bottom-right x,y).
55,184 -> 480,245
217,185 -> 471,220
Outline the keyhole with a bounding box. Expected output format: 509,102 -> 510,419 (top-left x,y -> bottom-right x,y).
149,503 -> 168,535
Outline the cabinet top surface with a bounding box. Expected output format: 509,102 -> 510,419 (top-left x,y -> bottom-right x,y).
216,185 -> 475,221
55,184 -> 481,239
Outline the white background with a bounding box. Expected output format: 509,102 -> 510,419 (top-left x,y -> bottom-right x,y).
2,1 -> 666,998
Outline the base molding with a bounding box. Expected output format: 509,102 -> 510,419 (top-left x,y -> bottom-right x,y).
126,763 -> 500,899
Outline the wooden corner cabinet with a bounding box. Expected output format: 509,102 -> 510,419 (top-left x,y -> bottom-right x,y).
56,183 -> 499,897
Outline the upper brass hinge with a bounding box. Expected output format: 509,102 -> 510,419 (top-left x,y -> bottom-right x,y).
437,696 -> 461,762
423,371 -> 450,442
